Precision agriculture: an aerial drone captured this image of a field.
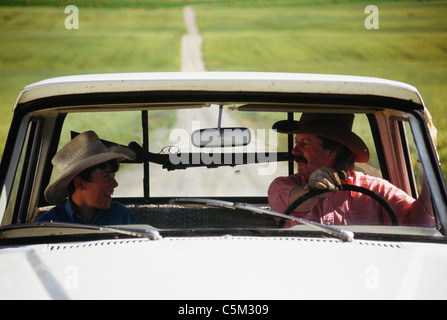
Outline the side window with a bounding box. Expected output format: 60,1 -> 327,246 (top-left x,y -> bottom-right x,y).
390,116 -> 432,202
352,114 -> 383,178
398,117 -> 437,223
58,111 -> 143,198
401,120 -> 424,197
2,120 -> 39,225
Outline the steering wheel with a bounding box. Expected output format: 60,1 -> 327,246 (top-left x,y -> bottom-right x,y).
277,184 -> 399,228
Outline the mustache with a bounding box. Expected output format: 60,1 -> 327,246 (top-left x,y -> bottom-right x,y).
294,155 -> 308,164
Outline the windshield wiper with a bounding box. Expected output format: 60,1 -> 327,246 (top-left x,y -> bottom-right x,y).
172,198 -> 354,242
0,222 -> 162,241
104,225 -> 163,240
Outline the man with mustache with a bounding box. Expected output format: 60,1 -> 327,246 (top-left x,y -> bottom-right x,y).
268,113 -> 435,228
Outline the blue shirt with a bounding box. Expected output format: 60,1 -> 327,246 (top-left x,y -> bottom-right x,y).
35,199 -> 140,225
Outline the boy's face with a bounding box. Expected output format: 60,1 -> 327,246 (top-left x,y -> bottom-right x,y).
77,165 -> 118,210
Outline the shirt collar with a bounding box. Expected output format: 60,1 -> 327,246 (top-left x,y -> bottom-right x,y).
64,198 -> 105,224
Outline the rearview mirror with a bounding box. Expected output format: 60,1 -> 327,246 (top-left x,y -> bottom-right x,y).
191,127 -> 251,148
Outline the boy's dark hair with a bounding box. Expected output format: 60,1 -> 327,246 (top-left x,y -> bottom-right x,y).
67,159 -> 119,195
317,136 -> 355,172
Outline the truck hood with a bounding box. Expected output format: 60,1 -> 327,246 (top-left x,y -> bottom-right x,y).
1,235 -> 447,300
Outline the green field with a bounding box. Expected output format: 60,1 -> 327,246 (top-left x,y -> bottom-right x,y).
0,0 -> 423,9
194,1 -> 447,175
1,0 -> 447,176
0,5 -> 184,149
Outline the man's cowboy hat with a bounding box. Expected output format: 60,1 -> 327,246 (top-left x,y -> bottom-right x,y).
44,131 -> 136,204
273,113 -> 370,163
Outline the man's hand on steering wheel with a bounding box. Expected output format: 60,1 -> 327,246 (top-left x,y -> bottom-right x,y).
305,166 -> 348,196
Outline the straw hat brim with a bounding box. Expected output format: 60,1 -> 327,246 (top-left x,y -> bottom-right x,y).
44,146 -> 134,204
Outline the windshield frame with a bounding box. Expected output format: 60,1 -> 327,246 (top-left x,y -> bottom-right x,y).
1,89 -> 446,240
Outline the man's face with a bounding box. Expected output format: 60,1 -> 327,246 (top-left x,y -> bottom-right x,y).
78,166 -> 118,210
292,134 -> 336,179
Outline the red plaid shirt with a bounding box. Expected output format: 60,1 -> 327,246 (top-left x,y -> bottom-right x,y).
268,171 -> 435,228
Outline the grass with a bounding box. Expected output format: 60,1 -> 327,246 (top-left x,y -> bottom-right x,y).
194,1 -> 447,176
0,0 -> 423,9
1,0 -> 447,178
196,2 -> 447,71
0,6 -> 184,149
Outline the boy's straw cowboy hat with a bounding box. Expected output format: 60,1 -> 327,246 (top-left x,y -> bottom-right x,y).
44,131 -> 136,204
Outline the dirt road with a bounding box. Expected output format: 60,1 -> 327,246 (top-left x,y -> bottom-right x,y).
181,6 -> 206,72
117,6 -> 279,198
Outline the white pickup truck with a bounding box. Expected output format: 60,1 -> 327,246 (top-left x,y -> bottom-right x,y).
0,72 -> 446,299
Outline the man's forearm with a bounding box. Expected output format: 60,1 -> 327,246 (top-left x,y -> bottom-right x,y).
288,186 -> 319,214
